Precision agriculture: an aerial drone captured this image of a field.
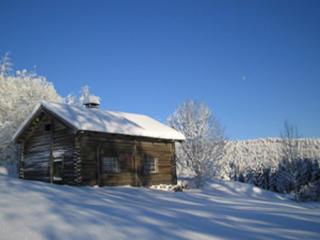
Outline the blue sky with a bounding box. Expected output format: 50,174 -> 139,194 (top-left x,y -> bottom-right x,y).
0,0 -> 319,139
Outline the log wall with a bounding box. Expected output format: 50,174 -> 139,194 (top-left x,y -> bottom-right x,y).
52,119 -> 75,184
21,113 -> 52,181
79,132 -> 177,186
18,110 -> 75,183
136,141 -> 176,186
17,110 -> 178,187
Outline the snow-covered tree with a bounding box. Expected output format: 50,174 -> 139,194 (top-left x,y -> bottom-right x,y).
277,121 -> 303,200
79,85 -> 90,104
297,180 -> 320,201
167,100 -> 226,187
220,135 -> 320,200
0,52 -> 12,76
280,121 -> 301,162
0,53 -> 61,169
64,94 -> 78,105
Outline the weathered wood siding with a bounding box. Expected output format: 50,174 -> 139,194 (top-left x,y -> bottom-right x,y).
18,110 -> 75,183
77,133 -> 99,185
137,141 -> 176,186
19,113 -> 52,181
78,132 -> 177,186
78,133 -> 136,186
52,119 -> 75,184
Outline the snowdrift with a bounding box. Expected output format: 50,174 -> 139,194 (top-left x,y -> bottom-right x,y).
0,174 -> 319,240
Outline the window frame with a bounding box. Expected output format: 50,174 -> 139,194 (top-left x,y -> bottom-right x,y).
143,155 -> 158,174
102,156 -> 120,174
53,158 -> 63,182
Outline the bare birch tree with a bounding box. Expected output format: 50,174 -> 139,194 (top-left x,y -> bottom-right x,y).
167,100 -> 226,187
280,120 -> 301,162
278,121 -> 302,199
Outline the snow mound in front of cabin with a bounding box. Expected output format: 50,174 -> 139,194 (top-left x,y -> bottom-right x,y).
1,175 -> 320,240
0,166 -> 8,175
205,179 -> 289,200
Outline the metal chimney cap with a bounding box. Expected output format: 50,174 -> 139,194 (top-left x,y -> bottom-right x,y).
83,95 -> 100,108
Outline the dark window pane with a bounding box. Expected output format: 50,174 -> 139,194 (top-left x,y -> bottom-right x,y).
44,124 -> 51,131
102,157 -> 120,173
144,156 -> 158,173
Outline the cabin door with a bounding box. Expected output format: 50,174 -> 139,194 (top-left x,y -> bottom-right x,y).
52,158 -> 63,183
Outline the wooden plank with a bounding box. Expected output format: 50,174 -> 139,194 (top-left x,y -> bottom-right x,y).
73,134 -> 82,184
49,119 -> 54,183
133,140 -> 139,186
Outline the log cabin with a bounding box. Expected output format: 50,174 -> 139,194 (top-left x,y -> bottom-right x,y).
12,99 -> 185,186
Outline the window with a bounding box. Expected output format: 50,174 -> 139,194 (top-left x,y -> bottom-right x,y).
44,124 -> 51,131
102,157 -> 120,173
144,156 -> 158,173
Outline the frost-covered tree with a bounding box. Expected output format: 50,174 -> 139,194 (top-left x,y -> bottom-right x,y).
277,121 -> 302,200
64,94 -> 78,105
297,180 -> 320,201
79,85 -> 90,104
281,121 -> 301,162
223,136 -> 320,201
0,53 -> 61,170
0,52 -> 12,76
167,100 -> 226,187
296,159 -> 320,201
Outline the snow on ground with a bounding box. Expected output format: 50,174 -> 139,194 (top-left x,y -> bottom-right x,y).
0,167 -> 7,175
0,174 -> 319,240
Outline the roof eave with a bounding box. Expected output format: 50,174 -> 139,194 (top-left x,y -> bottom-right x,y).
12,103 -> 43,142
12,102 -> 79,143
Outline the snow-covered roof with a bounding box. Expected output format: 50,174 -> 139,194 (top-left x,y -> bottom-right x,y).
13,101 -> 185,141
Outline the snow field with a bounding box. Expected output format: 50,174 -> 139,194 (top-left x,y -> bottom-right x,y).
0,174 -> 319,240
